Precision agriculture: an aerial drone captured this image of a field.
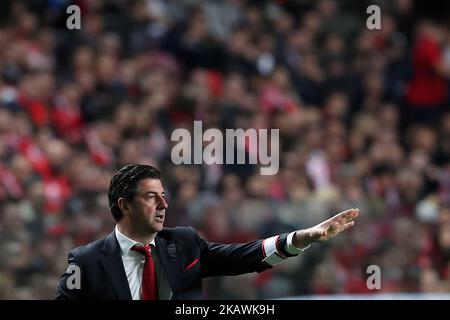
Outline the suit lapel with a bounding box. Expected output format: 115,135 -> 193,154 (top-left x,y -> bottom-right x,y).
100,231 -> 132,300
155,234 -> 182,295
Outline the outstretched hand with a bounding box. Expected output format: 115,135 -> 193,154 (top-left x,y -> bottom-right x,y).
293,208 -> 359,249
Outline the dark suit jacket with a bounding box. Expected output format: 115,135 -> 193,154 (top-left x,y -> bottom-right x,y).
56,226 -> 273,300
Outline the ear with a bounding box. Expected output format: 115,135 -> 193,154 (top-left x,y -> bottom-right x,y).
118,198 -> 132,216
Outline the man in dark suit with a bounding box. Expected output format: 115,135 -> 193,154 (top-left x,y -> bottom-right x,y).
56,164 -> 359,300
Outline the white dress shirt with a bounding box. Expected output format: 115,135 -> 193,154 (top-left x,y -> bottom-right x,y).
115,226 -> 172,300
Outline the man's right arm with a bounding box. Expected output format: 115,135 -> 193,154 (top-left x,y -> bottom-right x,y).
55,250 -> 84,300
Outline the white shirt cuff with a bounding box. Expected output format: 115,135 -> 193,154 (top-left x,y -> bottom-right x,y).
262,233 -> 310,266
286,231 -> 311,253
262,236 -> 285,265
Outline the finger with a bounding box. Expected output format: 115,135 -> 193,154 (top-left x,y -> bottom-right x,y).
343,211 -> 358,223
342,221 -> 355,231
333,208 -> 359,222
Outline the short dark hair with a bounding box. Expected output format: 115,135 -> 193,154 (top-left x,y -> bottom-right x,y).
108,164 -> 161,221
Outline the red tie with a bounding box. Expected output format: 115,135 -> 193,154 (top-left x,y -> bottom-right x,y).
132,244 -> 158,300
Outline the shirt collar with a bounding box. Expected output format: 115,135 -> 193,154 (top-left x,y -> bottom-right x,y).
115,225 -> 156,255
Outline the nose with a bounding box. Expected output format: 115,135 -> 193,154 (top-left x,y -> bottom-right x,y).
157,195 -> 168,210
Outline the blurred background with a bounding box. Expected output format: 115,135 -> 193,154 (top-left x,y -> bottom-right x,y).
1,0 -> 450,299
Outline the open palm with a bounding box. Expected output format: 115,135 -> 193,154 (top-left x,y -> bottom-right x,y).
310,208 -> 359,241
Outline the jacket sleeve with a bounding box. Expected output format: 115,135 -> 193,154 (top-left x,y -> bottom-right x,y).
55,250 -> 84,300
187,227 -> 273,278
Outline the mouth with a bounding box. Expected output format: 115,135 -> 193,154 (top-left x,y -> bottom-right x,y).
154,213 -> 165,223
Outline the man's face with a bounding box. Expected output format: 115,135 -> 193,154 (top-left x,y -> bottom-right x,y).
128,178 -> 168,234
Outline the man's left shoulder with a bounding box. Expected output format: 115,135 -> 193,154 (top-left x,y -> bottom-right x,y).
159,226 -> 198,240
158,226 -> 205,249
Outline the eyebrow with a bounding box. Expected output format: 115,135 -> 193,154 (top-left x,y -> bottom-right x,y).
143,191 -> 166,196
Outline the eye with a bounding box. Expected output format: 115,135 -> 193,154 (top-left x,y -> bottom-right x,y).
146,195 -> 156,201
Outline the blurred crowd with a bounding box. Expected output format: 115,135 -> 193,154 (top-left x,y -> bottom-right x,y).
1,0 -> 450,299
